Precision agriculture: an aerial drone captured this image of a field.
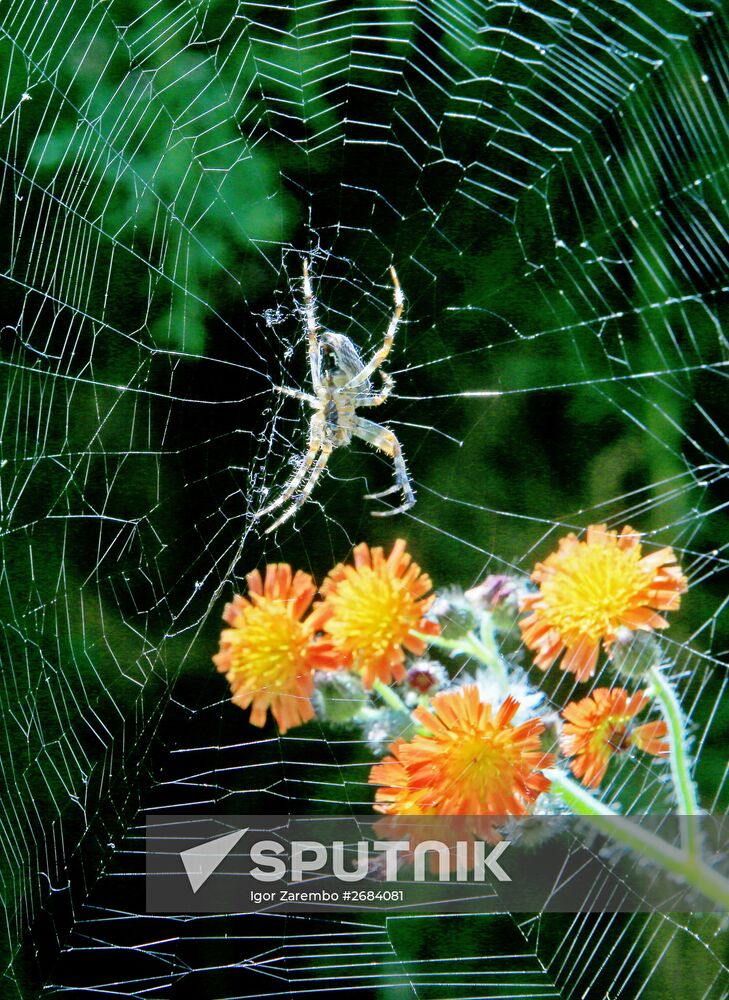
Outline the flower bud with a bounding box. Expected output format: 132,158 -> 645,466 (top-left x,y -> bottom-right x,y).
465,574 -> 530,630
313,671 -> 367,725
610,627 -> 663,681
427,587 -> 479,639
405,658 -> 447,695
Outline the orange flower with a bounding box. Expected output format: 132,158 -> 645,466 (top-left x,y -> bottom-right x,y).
560,687 -> 668,788
369,686 -> 553,815
309,539 -> 440,688
520,524 -> 687,682
368,742 -> 438,815
213,564 -> 336,734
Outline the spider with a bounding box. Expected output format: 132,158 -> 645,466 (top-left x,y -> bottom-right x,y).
256,259 -> 415,533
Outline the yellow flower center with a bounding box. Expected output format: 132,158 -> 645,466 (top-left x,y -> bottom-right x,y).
326,567 -> 416,656
404,720 -> 533,813
592,715 -> 632,754
539,541 -> 651,645
444,731 -> 514,792
229,602 -> 307,692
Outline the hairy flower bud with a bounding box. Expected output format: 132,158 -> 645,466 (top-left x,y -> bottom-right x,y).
312,671 -> 367,725
405,659 -> 447,695
466,574 -> 530,630
610,627 -> 664,680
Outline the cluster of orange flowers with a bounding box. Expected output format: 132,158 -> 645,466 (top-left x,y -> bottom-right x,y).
519,522 -> 686,791
213,540 -> 439,734
213,524 -> 688,810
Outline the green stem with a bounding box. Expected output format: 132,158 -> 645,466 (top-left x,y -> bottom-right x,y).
546,769 -> 728,911
411,630 -> 461,655
648,665 -> 701,858
478,614 -> 508,682
372,678 -> 410,715
370,678 -> 431,737
412,623 -> 507,683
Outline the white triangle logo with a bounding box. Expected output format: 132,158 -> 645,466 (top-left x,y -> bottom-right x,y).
180,828 -> 248,893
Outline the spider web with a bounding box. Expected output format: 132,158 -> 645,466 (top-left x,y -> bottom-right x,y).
1,0 -> 728,996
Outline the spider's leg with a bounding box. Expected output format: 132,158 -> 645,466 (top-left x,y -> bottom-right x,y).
343,265 -> 403,390
274,385 -> 318,406
302,258 -> 322,393
356,371 -> 394,407
264,443 -> 334,534
352,416 -> 415,516
364,483 -> 401,500
256,420 -> 323,522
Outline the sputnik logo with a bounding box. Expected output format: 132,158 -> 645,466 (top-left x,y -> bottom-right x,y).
180,828 -> 248,893
178,828 -> 512,888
